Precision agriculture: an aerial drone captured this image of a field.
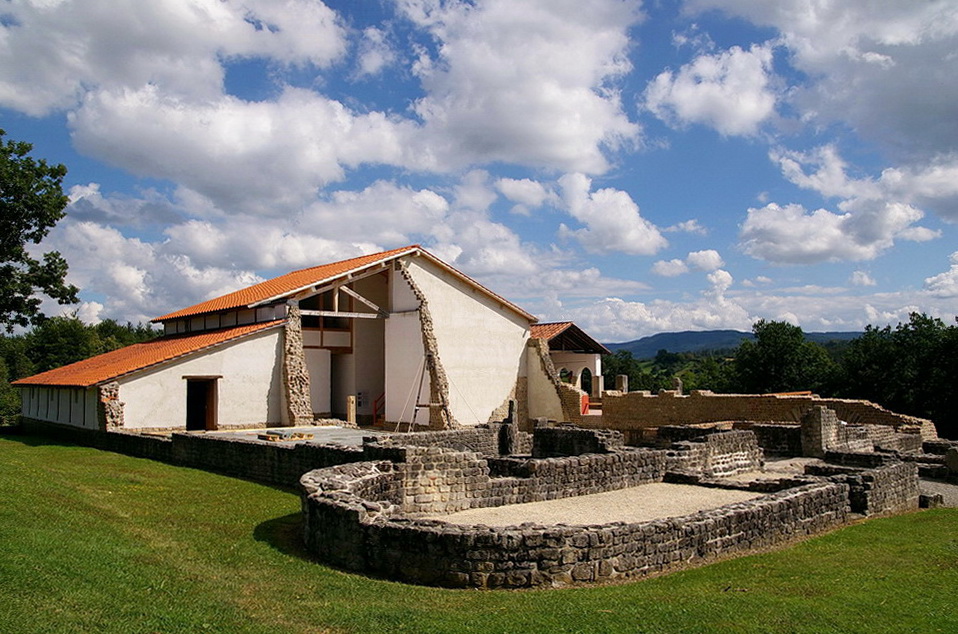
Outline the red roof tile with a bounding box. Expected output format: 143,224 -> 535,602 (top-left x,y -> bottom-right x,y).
153,245 -> 419,322
152,244 -> 536,323
531,321 -> 610,354
531,322 -> 573,340
12,321 -> 283,388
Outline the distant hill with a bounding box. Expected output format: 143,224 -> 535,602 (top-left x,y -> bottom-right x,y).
604,329 -> 861,359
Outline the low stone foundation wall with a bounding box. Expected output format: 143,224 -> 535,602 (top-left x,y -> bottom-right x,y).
360,441 -> 666,514
747,423 -> 802,456
301,466 -> 850,588
805,462 -> 920,516
665,430 -> 764,477
597,391 -> 938,440
20,418 -> 363,488
532,426 -> 623,457
381,424 -> 533,456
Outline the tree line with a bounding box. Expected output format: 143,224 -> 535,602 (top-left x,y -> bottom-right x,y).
602,314 -> 958,439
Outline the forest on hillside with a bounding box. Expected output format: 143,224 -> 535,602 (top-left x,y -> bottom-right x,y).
600,314 -> 958,440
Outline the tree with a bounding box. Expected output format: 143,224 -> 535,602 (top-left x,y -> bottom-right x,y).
601,349 -> 671,393
25,315 -> 100,374
731,319 -> 837,394
0,129 -> 78,332
839,313 -> 958,438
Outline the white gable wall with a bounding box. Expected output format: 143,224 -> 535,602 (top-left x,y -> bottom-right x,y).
384,272 -> 430,426
118,328 -> 285,429
401,257 -> 530,426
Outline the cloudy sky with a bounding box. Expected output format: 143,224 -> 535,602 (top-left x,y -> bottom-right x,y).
2,0 -> 957,342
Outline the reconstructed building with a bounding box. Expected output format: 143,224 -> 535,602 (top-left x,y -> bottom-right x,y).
14,246 -> 590,432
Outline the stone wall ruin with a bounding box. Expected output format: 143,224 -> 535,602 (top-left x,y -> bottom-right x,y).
300,423 -> 922,589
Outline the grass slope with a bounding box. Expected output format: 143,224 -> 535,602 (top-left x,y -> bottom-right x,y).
2,433 -> 956,633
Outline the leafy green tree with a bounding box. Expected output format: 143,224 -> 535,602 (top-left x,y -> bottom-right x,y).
24,315 -> 100,374
93,319 -> 159,352
0,358 -> 21,425
602,349 -> 671,393
731,320 -> 837,394
0,129 -> 79,332
681,355 -> 734,393
840,313 -> 958,438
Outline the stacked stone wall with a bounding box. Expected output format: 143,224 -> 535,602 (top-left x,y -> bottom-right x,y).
596,391 -> 937,440
300,471 -> 850,588
532,426 -> 623,457
357,441 -> 666,515
746,423 -> 802,456
21,418 -> 363,488
805,462 -> 919,516
383,424 -> 532,456
665,430 -> 764,477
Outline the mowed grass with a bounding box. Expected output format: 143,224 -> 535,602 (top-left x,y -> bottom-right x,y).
2,434 -> 957,634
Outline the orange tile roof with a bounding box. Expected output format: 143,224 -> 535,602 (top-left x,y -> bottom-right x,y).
12,321 -> 283,388
531,322 -> 573,340
153,245 -> 420,322
531,321 -> 610,354
152,244 -> 537,323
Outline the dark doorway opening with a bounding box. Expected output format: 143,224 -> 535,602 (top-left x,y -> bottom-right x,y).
581,368 -> 593,396
186,378 -> 218,431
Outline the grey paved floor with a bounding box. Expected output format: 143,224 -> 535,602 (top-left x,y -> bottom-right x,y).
919,479 -> 958,507
425,482 -> 762,527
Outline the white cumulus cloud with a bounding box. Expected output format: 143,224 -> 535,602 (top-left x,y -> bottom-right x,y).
401,0 -> 642,173
0,0 -> 346,116
558,173 -> 667,256
925,252 -> 958,298
644,43 -> 777,136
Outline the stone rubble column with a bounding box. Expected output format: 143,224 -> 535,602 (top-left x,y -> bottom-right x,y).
283,303 -> 314,427
97,382 -> 124,430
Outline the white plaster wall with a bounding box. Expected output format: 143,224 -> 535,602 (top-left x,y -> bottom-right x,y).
305,348 -> 331,414
118,328 -> 284,429
403,258 -> 530,426
384,308 -> 430,426
20,386 -> 98,429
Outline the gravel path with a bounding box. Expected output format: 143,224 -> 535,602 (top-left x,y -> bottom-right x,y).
426,482 -> 762,527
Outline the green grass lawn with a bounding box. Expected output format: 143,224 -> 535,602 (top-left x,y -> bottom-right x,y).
2,433 -> 957,634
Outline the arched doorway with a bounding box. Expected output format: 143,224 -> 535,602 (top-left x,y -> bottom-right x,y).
580,367 -> 592,395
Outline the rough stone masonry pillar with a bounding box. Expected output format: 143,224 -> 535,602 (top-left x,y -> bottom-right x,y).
283,303 -> 314,427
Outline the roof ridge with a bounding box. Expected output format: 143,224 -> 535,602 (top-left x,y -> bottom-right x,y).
152,245 -> 420,323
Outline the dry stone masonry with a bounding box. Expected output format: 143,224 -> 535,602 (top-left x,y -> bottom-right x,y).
282,304 -> 315,427
300,422 -> 923,589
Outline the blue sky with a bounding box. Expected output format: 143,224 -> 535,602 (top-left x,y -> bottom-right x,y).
2,0 -> 957,342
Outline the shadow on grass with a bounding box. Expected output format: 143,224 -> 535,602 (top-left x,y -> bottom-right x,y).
0,428 -> 89,449
253,512 -> 316,562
